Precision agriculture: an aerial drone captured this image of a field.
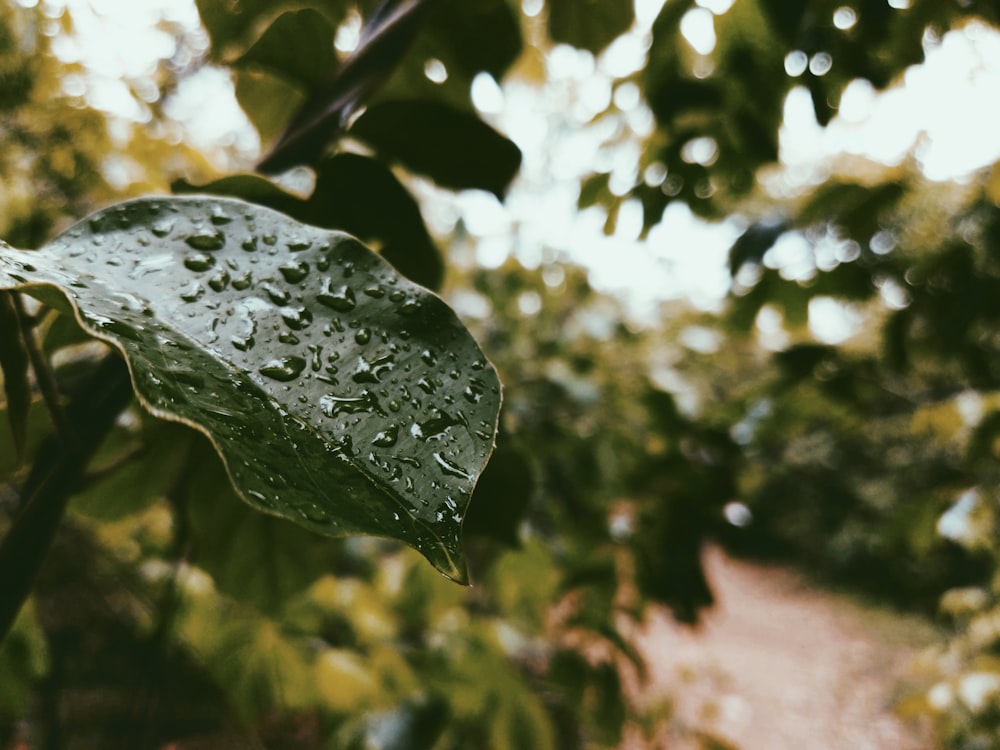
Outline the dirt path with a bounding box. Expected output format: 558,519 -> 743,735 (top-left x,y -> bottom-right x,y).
635,546 -> 938,749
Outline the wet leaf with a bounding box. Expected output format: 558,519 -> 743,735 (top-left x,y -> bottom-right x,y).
174,153 -> 444,290
0,197 -> 502,581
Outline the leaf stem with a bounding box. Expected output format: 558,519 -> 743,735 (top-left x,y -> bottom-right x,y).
12,292 -> 77,447
0,354 -> 133,642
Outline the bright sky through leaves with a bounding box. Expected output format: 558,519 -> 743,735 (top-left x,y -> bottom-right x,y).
48,0 -> 1000,329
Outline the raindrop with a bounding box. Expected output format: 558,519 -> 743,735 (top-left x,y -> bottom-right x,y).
287,237 -> 312,252
261,282 -> 291,305
371,425 -> 398,447
278,331 -> 300,345
279,260 -> 310,283
364,285 -> 385,298
210,205 -> 233,225
420,349 -> 437,366
185,228 -> 226,251
208,269 -> 230,292
308,344 -> 323,371
151,218 -> 174,237
232,334 -> 255,351
354,328 -> 372,345
352,354 -> 395,384
180,282 -> 205,302
317,280 -> 356,311
417,409 -> 460,440
242,236 -> 258,252
281,306 -> 313,330
184,253 -> 215,272
232,271 -> 253,290
319,389 -> 385,417
259,356 -> 307,382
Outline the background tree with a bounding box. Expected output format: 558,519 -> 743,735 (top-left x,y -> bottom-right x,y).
3,0 -> 1000,748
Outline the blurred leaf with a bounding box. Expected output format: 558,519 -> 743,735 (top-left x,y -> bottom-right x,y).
259,0 -> 430,173
175,153 -> 444,289
184,444 -> 342,613
195,0 -> 351,62
578,172 -> 610,209
350,100 -> 521,197
343,698 -> 449,750
235,9 -> 337,90
0,600 -> 48,715
0,291 -> 30,461
463,443 -> 533,546
547,0 -> 634,54
0,196 -> 502,582
70,420 -> 195,521
315,647 -> 380,713
727,220 -> 785,276
422,0 -> 520,81
968,411 -> 1000,467
796,180 -> 905,240
208,615 -> 315,719
234,67 -> 307,146
549,652 -> 625,747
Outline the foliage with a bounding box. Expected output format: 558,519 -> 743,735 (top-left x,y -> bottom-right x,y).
4,0 -> 1000,747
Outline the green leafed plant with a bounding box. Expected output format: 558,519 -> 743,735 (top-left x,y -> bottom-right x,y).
0,195 -> 501,639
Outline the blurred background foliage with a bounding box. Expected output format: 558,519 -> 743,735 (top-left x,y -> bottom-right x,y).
2,0 -> 1000,747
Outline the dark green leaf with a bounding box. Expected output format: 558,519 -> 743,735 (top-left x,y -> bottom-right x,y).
184,442 -> 340,612
0,290 -> 30,461
0,197 -> 502,581
235,9 -> 337,91
259,0 -> 430,173
234,68 -> 307,146
195,0 -> 351,62
547,0 -> 634,54
727,220 -> 786,276
69,419 -> 195,521
463,443 -> 532,546
350,100 -> 521,197
577,172 -> 610,209
175,153 -> 444,289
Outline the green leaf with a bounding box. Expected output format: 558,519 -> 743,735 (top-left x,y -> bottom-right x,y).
234,68 -> 307,146
183,442 -> 344,613
69,418 -> 195,521
547,0 -> 634,54
235,9 -> 337,91
259,0 -> 431,173
0,291 -> 30,461
463,443 -> 533,546
349,100 -> 521,197
175,153 -> 445,290
0,197 -> 502,582
195,0 -> 351,62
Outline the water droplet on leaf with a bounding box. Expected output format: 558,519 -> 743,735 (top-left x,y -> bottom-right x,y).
317,280 -> 356,311
279,260 -> 309,283
259,356 -> 307,382
184,253 -> 215,272
185,228 -> 225,251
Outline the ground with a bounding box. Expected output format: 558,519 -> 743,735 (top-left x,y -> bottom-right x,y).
636,545 -> 939,749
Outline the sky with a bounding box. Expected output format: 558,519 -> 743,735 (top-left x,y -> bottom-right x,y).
41,0 -> 1000,333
